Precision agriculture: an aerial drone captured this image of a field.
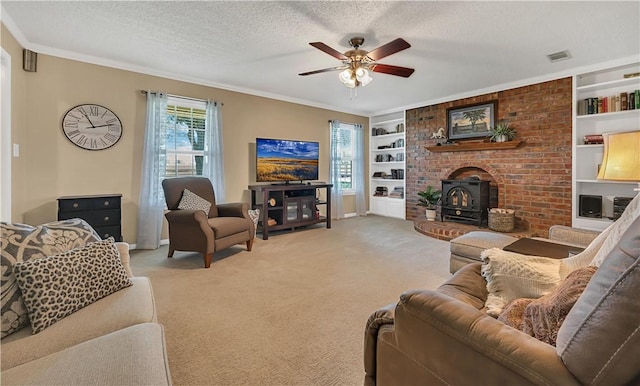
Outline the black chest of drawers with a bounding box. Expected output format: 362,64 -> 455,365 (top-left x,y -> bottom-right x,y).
57,194 -> 122,241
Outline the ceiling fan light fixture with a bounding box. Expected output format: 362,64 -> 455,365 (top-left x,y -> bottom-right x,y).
356,67 -> 372,86
339,69 -> 352,84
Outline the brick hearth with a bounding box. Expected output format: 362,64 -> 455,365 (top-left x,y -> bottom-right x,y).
414,218 -> 534,241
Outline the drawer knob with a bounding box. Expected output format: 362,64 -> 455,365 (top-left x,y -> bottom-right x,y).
104,201 -> 110,206
104,216 -> 110,221
73,203 -> 79,208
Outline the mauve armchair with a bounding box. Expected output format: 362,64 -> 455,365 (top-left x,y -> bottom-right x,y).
162,177 -> 254,268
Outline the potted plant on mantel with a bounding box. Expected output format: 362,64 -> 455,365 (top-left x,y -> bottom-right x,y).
490,121 -> 517,143
417,186 -> 442,221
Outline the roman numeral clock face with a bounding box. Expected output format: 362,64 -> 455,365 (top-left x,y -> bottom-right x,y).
62,104 -> 123,150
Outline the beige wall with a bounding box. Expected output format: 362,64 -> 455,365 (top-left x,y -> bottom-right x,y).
2,24 -> 368,243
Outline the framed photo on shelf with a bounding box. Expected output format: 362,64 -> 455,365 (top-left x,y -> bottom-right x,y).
447,101 -> 496,140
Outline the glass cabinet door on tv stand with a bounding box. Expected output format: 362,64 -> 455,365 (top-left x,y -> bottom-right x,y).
284,196 -> 315,224
248,183 -> 332,240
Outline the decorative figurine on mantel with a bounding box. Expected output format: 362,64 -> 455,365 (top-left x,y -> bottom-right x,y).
430,127 -> 449,145
431,127 -> 446,139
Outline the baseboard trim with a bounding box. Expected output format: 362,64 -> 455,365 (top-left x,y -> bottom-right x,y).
129,239 -> 169,250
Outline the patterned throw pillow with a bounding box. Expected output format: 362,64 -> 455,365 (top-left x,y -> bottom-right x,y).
177,188 -> 212,215
248,208 -> 260,237
13,238 -> 133,334
498,266 -> 597,346
0,219 -> 101,338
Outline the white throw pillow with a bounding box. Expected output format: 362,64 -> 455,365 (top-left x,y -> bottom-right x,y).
177,189 -> 212,214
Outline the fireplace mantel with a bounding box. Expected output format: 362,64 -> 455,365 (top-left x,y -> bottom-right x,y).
427,140 -> 523,153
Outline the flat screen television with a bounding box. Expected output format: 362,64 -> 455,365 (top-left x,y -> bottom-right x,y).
256,138 -> 319,183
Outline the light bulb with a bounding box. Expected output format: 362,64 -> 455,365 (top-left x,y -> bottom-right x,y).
344,77 -> 356,88
339,69 -> 353,84
356,68 -> 372,86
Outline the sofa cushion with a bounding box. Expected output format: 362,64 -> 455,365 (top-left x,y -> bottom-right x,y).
13,238 -> 133,334
178,188 -> 212,214
1,276 -> 156,370
1,323 -> 171,386
450,231 -> 517,262
556,215 -> 640,386
0,219 -> 101,338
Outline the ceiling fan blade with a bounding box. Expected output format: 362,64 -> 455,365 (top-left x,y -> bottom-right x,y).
366,38 -> 411,61
370,64 -> 415,78
309,42 -> 348,60
299,66 -> 345,76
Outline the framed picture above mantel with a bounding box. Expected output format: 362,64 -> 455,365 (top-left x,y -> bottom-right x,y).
447,101 -> 497,140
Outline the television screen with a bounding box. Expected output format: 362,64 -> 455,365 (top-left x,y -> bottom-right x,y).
256,138 -> 319,182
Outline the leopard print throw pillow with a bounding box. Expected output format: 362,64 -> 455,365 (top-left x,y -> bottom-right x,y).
0,219 -> 101,338
177,188 -> 212,215
12,238 -> 132,334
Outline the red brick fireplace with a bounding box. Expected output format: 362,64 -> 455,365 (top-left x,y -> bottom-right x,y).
406,77 -> 573,238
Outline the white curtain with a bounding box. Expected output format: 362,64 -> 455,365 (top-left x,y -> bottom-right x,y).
136,91 -> 168,249
354,123 -> 367,217
203,100 -> 225,202
329,120 -> 344,219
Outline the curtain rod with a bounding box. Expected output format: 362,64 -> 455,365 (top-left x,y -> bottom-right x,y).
140,90 -> 223,106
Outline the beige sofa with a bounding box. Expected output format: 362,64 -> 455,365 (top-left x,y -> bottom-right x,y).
365,215 -> 640,385
1,242 -> 172,385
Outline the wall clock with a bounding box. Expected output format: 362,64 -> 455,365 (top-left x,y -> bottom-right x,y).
62,104 -> 123,150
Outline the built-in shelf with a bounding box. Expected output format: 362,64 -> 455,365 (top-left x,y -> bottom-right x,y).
370,111 -> 406,219
426,140 -> 523,152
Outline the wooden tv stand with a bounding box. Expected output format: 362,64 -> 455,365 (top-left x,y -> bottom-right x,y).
248,183 -> 332,240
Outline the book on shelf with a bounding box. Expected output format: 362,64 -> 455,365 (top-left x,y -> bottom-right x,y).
579,90 -> 640,115
583,134 -> 604,145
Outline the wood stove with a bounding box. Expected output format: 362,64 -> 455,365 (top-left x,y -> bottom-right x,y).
441,179 -> 490,226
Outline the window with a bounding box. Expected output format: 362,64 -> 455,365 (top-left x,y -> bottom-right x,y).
164,96 -> 207,178
333,123 -> 355,193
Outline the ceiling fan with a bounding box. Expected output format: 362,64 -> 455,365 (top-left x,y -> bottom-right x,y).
299,37 -> 415,88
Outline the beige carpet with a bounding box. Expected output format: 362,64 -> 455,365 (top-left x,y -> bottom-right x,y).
130,215 -> 451,386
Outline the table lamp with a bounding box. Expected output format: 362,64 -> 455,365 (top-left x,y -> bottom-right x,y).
596,131 -> 640,192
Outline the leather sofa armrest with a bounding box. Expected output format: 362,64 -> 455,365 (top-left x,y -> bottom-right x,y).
548,225 -> 600,247
393,290 -> 580,385
217,202 -> 249,218
364,302 -> 396,383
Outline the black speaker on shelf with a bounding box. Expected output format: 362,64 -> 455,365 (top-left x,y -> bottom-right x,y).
613,197 -> 633,220
579,194 -> 602,218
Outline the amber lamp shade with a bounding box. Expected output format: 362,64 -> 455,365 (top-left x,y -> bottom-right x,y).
596,131 -> 640,183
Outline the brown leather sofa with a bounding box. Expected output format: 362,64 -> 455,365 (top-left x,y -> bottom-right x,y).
364,216 -> 640,386
162,177 -> 254,268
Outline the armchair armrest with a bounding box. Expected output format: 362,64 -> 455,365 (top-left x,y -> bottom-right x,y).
164,209 -> 209,224
164,209 -> 213,239
393,290 -> 580,385
217,202 -> 249,218
547,225 -> 600,247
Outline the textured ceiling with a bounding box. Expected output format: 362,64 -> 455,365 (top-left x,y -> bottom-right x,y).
2,1 -> 639,116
